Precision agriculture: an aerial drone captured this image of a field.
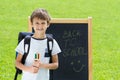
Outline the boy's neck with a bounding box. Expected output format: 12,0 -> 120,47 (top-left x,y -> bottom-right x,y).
33,33 -> 46,39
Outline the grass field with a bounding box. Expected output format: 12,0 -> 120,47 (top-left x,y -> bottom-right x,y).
0,0 -> 120,80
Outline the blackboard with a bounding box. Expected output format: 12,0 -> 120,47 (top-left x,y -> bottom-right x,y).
28,18 -> 92,80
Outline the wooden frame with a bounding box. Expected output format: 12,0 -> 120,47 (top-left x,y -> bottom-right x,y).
28,17 -> 92,80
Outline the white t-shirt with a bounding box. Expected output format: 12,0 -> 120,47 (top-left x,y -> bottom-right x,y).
15,37 -> 61,80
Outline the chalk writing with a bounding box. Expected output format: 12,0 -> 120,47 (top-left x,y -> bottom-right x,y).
73,64 -> 86,72
62,30 -> 82,48
63,38 -> 77,48
70,60 -> 86,72
62,47 -> 87,57
62,30 -> 81,39
61,29 -> 87,72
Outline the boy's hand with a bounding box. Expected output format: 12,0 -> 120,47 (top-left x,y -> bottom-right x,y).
32,60 -> 40,68
27,66 -> 39,73
27,60 -> 40,73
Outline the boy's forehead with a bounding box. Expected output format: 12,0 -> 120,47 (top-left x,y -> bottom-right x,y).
33,17 -> 47,22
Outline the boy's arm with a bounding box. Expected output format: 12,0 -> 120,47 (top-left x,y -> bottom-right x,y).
40,54 -> 59,69
15,53 -> 39,73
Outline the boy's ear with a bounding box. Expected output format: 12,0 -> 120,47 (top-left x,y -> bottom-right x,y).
47,23 -> 50,28
31,22 -> 33,26
47,25 -> 50,28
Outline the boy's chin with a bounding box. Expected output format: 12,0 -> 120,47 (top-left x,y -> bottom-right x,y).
36,31 -> 44,34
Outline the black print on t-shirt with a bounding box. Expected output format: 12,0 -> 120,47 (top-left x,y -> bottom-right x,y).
44,48 -> 50,57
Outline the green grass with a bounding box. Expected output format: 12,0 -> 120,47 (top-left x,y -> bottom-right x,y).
0,0 -> 120,80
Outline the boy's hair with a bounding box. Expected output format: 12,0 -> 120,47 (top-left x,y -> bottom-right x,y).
30,8 -> 51,24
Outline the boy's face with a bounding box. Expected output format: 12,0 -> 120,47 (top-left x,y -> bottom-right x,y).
32,17 -> 49,34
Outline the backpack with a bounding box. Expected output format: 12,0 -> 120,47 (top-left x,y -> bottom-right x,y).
14,32 -> 53,80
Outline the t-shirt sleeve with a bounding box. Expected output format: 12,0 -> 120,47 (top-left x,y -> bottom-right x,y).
52,39 -> 62,55
15,39 -> 24,55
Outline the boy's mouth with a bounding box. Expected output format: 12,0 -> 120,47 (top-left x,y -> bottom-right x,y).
36,28 -> 44,31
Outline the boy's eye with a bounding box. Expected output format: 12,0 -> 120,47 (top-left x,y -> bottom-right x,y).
41,22 -> 46,24
36,22 -> 39,25
35,22 -> 46,25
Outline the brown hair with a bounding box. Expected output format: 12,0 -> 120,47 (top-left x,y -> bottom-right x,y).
30,8 -> 51,24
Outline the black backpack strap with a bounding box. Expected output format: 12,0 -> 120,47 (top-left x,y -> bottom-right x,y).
22,36 -> 31,64
14,71 -> 18,80
14,36 -> 31,80
47,35 -> 53,62
47,35 -> 54,80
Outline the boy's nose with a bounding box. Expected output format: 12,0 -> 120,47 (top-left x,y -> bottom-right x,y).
38,25 -> 43,28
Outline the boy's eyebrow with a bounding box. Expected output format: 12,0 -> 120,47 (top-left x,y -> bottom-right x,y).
41,22 -> 46,24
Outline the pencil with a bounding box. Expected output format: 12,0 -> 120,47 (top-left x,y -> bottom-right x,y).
38,54 -> 39,59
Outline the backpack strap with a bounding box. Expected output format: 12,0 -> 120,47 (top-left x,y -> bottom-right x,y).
47,35 -> 53,63
22,36 -> 31,64
14,36 -> 31,80
47,35 -> 54,80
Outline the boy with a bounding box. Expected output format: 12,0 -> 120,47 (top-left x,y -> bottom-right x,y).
15,8 -> 61,80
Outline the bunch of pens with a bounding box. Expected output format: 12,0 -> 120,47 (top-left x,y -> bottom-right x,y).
34,53 -> 40,60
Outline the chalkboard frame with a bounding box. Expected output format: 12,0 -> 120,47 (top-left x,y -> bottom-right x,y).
28,17 -> 92,80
